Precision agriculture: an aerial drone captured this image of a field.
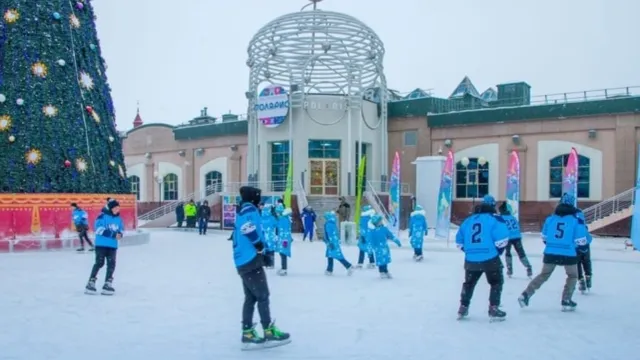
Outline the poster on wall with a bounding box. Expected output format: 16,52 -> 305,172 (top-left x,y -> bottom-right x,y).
221,195 -> 282,230
256,85 -> 289,128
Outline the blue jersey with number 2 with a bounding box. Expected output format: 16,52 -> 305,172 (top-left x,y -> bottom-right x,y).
501,214 -> 521,240
541,214 -> 588,257
455,213 -> 509,263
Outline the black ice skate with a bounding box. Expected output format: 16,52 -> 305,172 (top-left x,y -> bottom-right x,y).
240,325 -> 266,351
585,275 -> 592,290
277,269 -> 287,276
517,292 -> 530,308
101,281 -> 115,296
488,306 -> 506,322
88,247 -> 94,252
457,305 -> 469,320
561,299 -> 577,312
263,321 -> 291,348
578,279 -> 587,294
84,278 -> 97,295
506,267 -> 513,278
379,272 -> 392,279
526,266 -> 533,278
76,247 -> 85,252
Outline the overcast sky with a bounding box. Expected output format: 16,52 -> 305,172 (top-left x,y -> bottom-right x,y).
92,0 -> 640,130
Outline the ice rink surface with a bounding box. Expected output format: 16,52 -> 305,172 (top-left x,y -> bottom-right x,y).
2,229 -> 640,360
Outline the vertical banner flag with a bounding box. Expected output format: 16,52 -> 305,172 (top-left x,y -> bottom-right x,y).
388,152 -> 401,235
435,150 -> 454,239
630,145 -> 640,250
354,156 -> 366,236
562,147 -> 579,206
283,161 -> 293,208
505,150 -> 521,220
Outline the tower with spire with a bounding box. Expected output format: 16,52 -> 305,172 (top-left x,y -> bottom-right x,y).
133,101 -> 143,128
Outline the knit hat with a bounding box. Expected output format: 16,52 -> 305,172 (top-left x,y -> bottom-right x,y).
560,193 -> 576,206
482,195 -> 496,206
70,202 -> 78,208
107,199 -> 120,210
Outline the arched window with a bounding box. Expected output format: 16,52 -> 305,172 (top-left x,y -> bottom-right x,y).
455,158 -> 489,199
205,171 -> 223,195
128,175 -> 140,200
163,173 -> 179,201
549,154 -> 590,198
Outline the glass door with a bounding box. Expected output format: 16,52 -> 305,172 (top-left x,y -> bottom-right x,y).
309,159 -> 340,196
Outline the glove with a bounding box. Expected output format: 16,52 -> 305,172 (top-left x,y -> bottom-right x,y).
497,246 -> 506,255
262,253 -> 273,268
576,245 -> 590,253
394,239 -> 402,247
282,240 -> 288,248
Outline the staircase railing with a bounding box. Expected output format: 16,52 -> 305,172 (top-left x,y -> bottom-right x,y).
365,180 -> 393,223
367,181 -> 412,194
138,180 -> 221,222
295,179 -> 310,212
581,187 -> 635,224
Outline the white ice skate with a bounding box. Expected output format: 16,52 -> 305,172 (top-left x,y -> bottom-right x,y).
277,269 -> 287,276
324,271 -> 333,276
380,272 -> 392,279
355,264 -> 363,269
347,267 -> 355,276
366,263 -> 376,269
415,255 -> 424,262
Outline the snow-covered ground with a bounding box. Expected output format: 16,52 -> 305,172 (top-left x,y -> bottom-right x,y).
2,230 -> 640,360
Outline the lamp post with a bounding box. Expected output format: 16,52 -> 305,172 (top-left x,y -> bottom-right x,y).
153,171 -> 163,207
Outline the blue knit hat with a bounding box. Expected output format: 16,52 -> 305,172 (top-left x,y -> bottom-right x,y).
482,195 -> 496,206
560,193 -> 576,206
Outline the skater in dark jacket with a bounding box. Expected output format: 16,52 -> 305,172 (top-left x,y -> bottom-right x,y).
234,186 -> 290,350
71,203 -> 94,252
574,207 -> 593,293
85,200 -> 124,296
198,200 -> 211,235
301,206 -> 317,241
175,203 -> 185,228
498,202 -> 532,278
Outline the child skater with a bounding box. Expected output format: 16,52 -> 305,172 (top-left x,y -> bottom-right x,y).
368,214 -> 402,279
573,197 -> 593,293
301,206 -> 317,241
71,202 -> 94,252
498,201 -> 533,278
323,211 -> 354,276
85,199 -> 123,295
356,205 -> 376,269
408,205 -> 427,261
261,205 -> 277,269
275,205 -> 293,276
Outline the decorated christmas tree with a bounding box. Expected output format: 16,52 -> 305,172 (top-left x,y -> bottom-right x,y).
0,0 -> 128,193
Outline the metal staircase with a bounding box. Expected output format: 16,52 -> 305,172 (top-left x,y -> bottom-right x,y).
138,180 -> 221,225
583,187 -> 635,232
306,196 -> 344,240
364,180 -> 393,224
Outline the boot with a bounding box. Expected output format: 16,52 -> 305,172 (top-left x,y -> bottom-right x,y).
585,275 -> 592,289
561,299 -> 577,312
241,324 -> 265,350
488,305 -> 506,322
518,292 -> 530,308
84,278 -> 97,295
263,321 -> 291,346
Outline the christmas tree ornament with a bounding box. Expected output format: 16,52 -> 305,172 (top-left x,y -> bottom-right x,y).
109,160 -> 115,166
89,44 -> 96,51
108,136 -> 115,142
0,94 -> 5,103
3,9 -> 20,24
43,105 -> 59,117
0,115 -> 12,131
79,71 -> 94,90
8,135 -> 15,143
76,2 -> 84,10
25,149 -> 42,165
16,98 -> 24,106
118,165 -> 125,178
75,158 -> 88,172
85,105 -> 93,113
91,110 -> 101,123
52,12 -> 61,20
31,61 -> 48,78
64,160 -> 71,168
57,59 -> 66,66
70,14 -> 80,28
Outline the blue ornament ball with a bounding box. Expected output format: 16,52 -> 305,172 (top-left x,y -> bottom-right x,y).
89,44 -> 96,50
53,12 -> 61,20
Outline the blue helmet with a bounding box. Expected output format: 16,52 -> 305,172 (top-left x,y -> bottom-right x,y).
483,195 -> 496,206
560,193 -> 576,206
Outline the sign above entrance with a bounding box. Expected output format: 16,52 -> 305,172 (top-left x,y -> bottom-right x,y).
303,98 -> 348,111
256,85 -> 289,128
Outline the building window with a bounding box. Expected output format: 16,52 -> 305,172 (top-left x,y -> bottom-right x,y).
128,175 -> 140,200
271,141 -> 290,192
204,171 -> 223,195
163,173 -> 179,200
308,140 -> 341,159
455,158 -> 489,198
549,154 -> 590,198
403,130 -> 418,147
355,141 -> 367,189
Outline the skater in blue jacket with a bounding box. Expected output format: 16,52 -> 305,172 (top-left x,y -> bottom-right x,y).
408,205 -> 427,261
368,214 -> 402,279
275,207 -> 293,276
498,202 -> 533,278
301,206 -> 317,241
71,202 -> 94,252
261,205 -> 277,269
356,205 -> 376,269
323,211 -> 354,276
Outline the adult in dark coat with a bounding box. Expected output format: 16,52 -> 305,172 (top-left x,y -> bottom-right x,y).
197,200 -> 211,235
175,202 -> 185,228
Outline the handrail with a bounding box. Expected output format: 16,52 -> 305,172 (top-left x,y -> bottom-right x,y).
365,180 -> 393,222
581,187 -> 635,224
138,180 -> 222,221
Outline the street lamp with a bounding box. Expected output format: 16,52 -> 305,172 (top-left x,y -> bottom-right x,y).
153,171 -> 163,206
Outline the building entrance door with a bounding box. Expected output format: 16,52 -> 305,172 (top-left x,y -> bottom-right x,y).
309,159 -> 339,196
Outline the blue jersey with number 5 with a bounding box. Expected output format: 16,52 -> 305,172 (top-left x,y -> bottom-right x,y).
455,214 -> 509,262
541,214 -> 588,257
501,214 -> 521,240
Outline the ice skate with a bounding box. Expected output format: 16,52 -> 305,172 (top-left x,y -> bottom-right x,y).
324,271 -> 333,276
366,263 -> 376,269
517,292 -> 530,308
380,272 -> 392,279
412,254 -> 417,261
578,279 -> 587,294
488,306 -> 506,322
457,305 -> 469,320
526,266 -> 533,279
506,267 -> 513,278
88,247 -> 94,252
240,325 -> 266,351
347,266 -> 355,276
276,269 -> 287,276
415,255 -> 424,262
585,275 -> 592,290
101,281 -> 115,296
84,278 -> 97,295
76,247 -> 85,253
355,264 -> 363,269
561,299 -> 577,312
263,321 -> 291,348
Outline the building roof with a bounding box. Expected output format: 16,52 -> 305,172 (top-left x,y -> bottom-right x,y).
449,76 -> 481,99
